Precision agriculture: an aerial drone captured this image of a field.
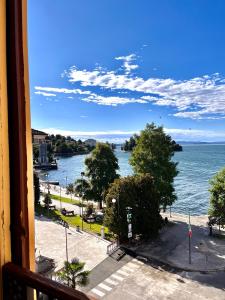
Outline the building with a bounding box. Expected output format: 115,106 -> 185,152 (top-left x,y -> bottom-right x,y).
32,129 -> 48,144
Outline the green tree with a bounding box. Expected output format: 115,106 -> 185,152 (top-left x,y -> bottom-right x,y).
33,144 -> 39,161
43,193 -> 52,207
104,174 -> 162,241
66,183 -> 74,201
74,178 -> 92,199
130,123 -> 178,209
209,167 -> 225,219
56,258 -> 90,289
33,172 -> 40,206
85,143 -> 119,208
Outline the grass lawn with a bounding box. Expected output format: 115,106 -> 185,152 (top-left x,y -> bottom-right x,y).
50,194 -> 86,207
35,204 -> 113,240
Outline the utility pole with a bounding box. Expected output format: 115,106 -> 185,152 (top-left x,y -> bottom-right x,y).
64,224 -> 69,263
59,185 -> 62,210
188,210 -> 192,264
81,172 -> 85,231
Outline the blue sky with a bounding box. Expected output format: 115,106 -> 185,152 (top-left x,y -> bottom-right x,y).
29,0 -> 225,142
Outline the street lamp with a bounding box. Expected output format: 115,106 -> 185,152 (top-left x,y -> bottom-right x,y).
59,185 -> 62,210
45,172 -> 49,194
81,172 -> 85,230
112,198 -> 120,244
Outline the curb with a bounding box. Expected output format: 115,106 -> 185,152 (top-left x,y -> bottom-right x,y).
121,246 -> 225,273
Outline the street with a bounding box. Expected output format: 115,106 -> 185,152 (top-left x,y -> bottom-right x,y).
85,255 -> 225,300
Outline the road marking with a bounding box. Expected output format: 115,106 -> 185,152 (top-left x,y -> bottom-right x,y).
127,262 -> 139,268
117,269 -> 129,276
98,283 -> 112,291
104,278 -> 119,285
91,288 -> 105,297
111,274 -> 124,281
132,259 -> 144,265
122,265 -> 134,272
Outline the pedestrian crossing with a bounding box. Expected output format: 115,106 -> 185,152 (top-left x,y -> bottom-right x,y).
89,258 -> 144,298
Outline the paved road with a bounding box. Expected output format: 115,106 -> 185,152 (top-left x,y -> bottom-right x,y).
83,255 -> 225,299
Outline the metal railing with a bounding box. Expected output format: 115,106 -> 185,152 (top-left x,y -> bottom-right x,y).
3,262 -> 95,300
107,240 -> 119,255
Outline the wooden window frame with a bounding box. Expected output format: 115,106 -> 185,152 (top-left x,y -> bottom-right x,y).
6,0 -> 35,270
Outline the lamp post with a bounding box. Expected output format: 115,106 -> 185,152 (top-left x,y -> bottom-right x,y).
59,185 -> 62,210
45,172 -> 49,193
112,198 -> 120,244
81,172 -> 85,231
45,173 -> 50,217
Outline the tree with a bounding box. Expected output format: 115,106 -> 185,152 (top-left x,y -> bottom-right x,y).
104,174 -> 162,241
33,144 -> 39,161
56,258 -> 90,289
74,178 -> 92,200
66,183 -> 74,201
43,193 -> 52,207
33,172 -> 40,206
209,167 -> 225,219
85,143 -> 119,208
130,123 -> 178,209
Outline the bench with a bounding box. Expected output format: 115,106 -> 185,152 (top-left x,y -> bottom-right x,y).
45,204 -> 56,210
61,209 -> 75,216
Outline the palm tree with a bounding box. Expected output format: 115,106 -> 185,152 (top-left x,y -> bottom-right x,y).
66,183 -> 74,201
56,258 -> 90,289
74,178 -> 91,199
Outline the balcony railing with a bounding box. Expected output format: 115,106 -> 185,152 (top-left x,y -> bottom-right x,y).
3,262 -> 95,300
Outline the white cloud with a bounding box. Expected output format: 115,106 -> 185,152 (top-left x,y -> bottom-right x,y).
115,54 -> 139,74
80,115 -> 88,118
82,94 -> 147,106
41,127 -> 225,142
35,91 -> 56,97
67,61 -> 225,119
35,86 -> 92,95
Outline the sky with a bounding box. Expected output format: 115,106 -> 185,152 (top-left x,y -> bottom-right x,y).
28,0 -> 225,142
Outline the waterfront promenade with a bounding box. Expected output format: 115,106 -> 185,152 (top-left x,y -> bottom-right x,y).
131,212 -> 225,272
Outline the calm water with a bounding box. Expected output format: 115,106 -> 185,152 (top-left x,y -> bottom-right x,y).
39,144 -> 225,215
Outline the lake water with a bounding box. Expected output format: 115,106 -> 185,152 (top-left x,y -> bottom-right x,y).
39,144 -> 225,216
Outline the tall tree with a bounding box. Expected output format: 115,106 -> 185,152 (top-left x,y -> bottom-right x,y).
66,183 -> 74,201
74,178 -> 91,200
33,172 -> 40,206
56,258 -> 90,289
209,167 -> 225,219
85,143 -> 119,208
104,174 -> 162,241
130,123 -> 178,209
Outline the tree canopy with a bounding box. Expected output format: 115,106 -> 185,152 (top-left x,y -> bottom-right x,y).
104,174 -> 162,241
56,258 -> 90,289
84,143 -> 119,208
33,172 -> 40,206
130,123 -> 178,209
209,167 -> 225,219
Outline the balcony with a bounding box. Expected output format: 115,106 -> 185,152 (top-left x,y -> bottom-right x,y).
3,263 -> 95,300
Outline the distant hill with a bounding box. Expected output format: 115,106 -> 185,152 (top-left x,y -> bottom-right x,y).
177,141 -> 225,145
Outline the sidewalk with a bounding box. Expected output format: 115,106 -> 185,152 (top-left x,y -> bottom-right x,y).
35,216 -> 110,272
130,212 -> 225,272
